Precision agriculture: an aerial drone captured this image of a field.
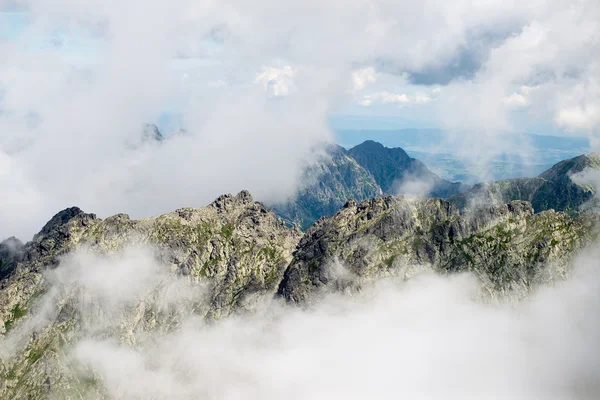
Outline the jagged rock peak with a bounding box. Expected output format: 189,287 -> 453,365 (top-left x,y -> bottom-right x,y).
34,207 -> 97,240
343,199 -> 358,208
506,200 -> 534,215
142,123 -> 164,142
211,190 -> 255,211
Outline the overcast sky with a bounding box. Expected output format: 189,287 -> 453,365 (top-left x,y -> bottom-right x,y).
1,0 -> 599,238
2,1 -> 599,134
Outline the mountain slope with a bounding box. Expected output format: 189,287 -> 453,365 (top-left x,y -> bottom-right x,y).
450,153 -> 600,212
269,144 -> 382,229
271,141 -> 467,230
347,140 -> 467,197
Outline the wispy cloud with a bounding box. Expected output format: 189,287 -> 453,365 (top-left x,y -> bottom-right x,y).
254,65 -> 296,97
360,91 -> 432,107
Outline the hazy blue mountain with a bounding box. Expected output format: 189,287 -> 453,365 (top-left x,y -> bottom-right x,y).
270,141 -> 465,229
334,129 -> 591,183
449,153 -> 600,213
347,140 -> 467,197
269,144 -> 383,229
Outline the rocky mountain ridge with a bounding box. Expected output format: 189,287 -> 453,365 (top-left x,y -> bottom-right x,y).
347,140 -> 467,197
0,188 -> 598,398
273,145 -> 600,231
278,197 -> 597,304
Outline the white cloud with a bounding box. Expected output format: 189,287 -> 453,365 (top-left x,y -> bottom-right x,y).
4,242 -> 600,399
352,67 -> 377,91
360,91 -> 432,107
503,85 -> 539,109
254,65 -> 296,97
555,106 -> 600,131
553,66 -> 600,136
1,0 -> 600,238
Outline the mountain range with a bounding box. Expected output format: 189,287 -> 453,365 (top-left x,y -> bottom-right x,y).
1,128 -> 600,398
1,184 -> 598,397
270,139 -> 598,229
270,140 -> 468,229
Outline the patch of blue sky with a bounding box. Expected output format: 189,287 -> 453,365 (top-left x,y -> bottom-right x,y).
1,11 -> 103,66
0,11 -> 29,40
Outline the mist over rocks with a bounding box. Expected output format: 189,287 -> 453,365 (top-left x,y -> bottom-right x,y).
269,143 -> 383,229
0,238 -> 23,281
3,0 -> 600,397
0,188 -> 598,398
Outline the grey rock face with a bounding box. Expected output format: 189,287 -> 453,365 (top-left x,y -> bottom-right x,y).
277,196 -> 597,304
0,191 -> 301,399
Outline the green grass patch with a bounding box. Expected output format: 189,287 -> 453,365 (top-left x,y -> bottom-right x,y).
220,223 -> 235,241
4,304 -> 28,333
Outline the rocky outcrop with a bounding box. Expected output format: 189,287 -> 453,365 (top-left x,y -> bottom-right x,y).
141,123 -> 164,142
277,196 -> 598,304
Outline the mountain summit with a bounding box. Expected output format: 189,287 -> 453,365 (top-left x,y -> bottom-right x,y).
347,140 -> 467,197
270,141 -> 466,228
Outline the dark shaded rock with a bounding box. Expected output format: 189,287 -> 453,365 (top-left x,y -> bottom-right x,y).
142,123 -> 164,142
0,237 -> 24,280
